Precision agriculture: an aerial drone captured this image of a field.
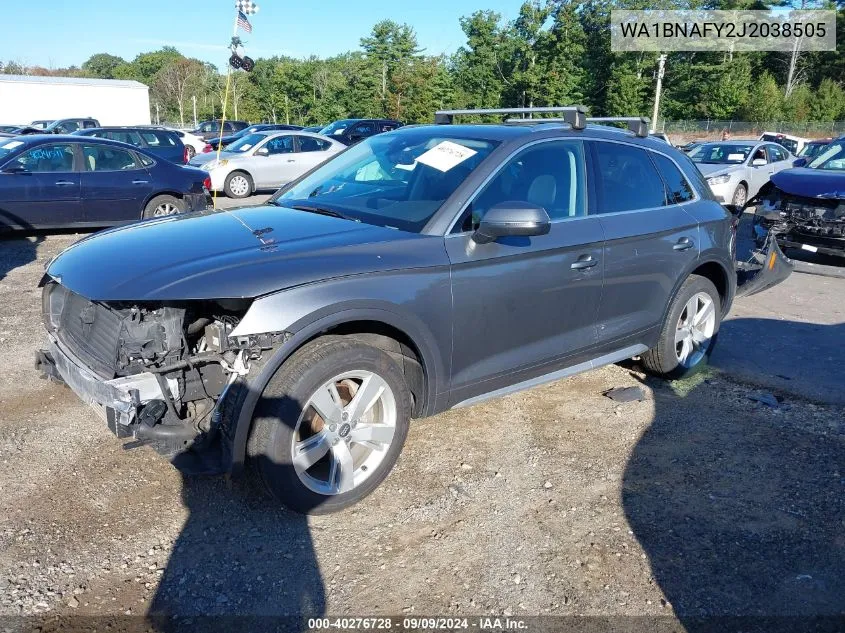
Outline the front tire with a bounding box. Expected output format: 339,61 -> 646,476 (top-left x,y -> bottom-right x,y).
642,275 -> 721,379
224,171 -> 253,199
732,183 -> 748,207
247,336 -> 412,515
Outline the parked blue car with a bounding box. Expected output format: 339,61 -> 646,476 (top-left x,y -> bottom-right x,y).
750,136 -> 845,257
0,135 -> 209,231
74,127 -> 188,164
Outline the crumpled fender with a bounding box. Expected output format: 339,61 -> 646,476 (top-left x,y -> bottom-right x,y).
736,231 -> 793,298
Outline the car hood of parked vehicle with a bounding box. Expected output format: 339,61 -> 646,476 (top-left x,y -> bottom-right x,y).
769,167 -> 845,199
188,151 -> 237,167
696,163 -> 741,178
45,205 -> 440,301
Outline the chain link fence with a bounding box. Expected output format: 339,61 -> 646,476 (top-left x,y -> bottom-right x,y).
657,120 -> 845,142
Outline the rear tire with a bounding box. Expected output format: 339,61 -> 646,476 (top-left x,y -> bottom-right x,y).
143,194 -> 185,219
247,336 -> 412,515
224,171 -> 253,199
642,275 -> 721,380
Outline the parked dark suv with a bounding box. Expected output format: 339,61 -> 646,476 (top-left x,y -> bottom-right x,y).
35,107 -> 785,515
74,127 -> 188,164
320,118 -> 402,145
17,118 -> 100,135
192,119 -> 249,140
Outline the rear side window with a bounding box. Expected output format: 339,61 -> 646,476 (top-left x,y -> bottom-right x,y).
297,136 -> 331,152
83,120 -> 97,129
651,152 -> 694,204
105,130 -> 143,146
140,131 -> 177,147
81,144 -> 139,171
138,154 -> 155,167
592,142 -> 666,213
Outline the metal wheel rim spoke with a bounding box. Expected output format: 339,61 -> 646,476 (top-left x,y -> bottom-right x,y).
231,176 -> 248,195
292,370 -> 397,496
154,203 -> 177,217
675,292 -> 715,368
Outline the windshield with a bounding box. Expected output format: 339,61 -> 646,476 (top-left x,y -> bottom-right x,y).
271,131 -> 499,232
808,141 -> 845,170
320,120 -> 356,137
224,133 -> 268,153
30,120 -> 52,129
0,138 -> 26,161
799,142 -> 829,159
689,143 -> 754,164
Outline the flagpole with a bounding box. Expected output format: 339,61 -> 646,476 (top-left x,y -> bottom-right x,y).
211,9 -> 240,210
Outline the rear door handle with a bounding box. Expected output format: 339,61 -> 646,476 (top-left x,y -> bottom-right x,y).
673,237 -> 695,251
132,179 -> 149,184
571,255 -> 599,270
286,159 -> 296,163
55,180 -> 75,186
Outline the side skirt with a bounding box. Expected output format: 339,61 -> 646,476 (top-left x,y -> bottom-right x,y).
451,343 -> 649,410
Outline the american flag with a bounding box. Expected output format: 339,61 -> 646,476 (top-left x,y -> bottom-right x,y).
237,10 -> 253,33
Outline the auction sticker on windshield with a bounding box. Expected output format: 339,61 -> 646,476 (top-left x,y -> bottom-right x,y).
416,140 -> 477,172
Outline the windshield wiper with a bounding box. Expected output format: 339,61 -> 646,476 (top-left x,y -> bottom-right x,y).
289,204 -> 358,222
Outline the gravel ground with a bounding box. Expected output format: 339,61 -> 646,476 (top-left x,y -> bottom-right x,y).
0,226 -> 843,631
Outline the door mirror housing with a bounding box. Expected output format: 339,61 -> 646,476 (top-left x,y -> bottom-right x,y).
472,201 -> 551,244
1,164 -> 27,174
792,157 -> 807,167
751,158 -> 767,167
256,147 -> 270,156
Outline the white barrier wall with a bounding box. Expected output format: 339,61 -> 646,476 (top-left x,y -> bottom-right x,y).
0,76 -> 151,126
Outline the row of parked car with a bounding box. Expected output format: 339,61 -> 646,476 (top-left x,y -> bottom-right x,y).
0,117 -> 403,230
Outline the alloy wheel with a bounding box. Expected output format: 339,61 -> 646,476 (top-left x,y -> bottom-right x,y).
674,292 -> 716,368
153,202 -> 180,217
291,371 -> 397,496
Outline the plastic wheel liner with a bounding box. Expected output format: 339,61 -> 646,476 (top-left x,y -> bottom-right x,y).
736,231 -> 794,298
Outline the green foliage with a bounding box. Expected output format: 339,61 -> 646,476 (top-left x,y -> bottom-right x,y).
81,53 -> 126,79
810,78 -> 844,121
743,71 -> 783,121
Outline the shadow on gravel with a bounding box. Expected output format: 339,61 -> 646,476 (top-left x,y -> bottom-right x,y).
148,395 -> 327,632
0,219 -> 43,283
623,320 -> 845,632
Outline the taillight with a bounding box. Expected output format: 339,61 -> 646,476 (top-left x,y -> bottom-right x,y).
202,144 -> 213,153
203,177 -> 211,191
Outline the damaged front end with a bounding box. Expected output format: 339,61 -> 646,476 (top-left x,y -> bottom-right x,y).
35,281 -> 284,474
751,181 -> 845,258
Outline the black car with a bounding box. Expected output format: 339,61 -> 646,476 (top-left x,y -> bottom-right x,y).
205,123 -> 304,151
17,118 -> 101,135
319,118 -> 402,145
74,127 -> 188,164
0,135 -> 209,231
192,119 -> 250,141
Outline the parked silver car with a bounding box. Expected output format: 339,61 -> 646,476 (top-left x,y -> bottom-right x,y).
688,141 -> 794,206
189,131 -> 345,198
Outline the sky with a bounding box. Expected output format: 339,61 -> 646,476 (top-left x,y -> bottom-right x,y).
6,0 -> 523,70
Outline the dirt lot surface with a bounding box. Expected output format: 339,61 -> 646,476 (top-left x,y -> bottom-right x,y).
0,226 -> 843,631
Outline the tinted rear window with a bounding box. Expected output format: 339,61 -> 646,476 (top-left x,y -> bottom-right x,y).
592,142 -> 666,212
140,131 -> 178,147
651,152 -> 694,204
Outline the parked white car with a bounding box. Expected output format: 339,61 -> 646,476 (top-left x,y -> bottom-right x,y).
689,141 -> 795,205
759,132 -> 810,157
189,131 -> 344,198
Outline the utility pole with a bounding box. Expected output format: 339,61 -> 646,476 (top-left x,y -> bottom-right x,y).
651,54 -> 667,133
192,95 -> 198,128
155,102 -> 160,125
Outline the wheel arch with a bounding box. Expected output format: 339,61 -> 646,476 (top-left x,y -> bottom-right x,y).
662,256 -> 735,329
228,306 -> 444,475
140,191 -> 186,218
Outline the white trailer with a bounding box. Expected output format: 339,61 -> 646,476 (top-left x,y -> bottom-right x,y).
0,75 -> 151,126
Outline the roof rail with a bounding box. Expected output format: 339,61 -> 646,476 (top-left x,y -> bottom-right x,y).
434,106 -> 587,130
586,117 -> 650,138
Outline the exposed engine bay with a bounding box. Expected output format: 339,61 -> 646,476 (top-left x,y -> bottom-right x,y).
751,182 -> 845,256
37,281 -> 285,469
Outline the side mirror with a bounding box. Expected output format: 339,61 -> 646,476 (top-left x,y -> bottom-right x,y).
256,147 -> 270,156
1,165 -> 27,174
792,157 -> 807,167
751,158 -> 767,167
472,201 -> 551,244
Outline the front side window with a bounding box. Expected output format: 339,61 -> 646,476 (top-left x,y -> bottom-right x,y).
104,130 -> 143,146
750,147 -> 768,164
808,141 -> 845,171
767,145 -> 787,162
81,145 -> 139,171
265,136 -> 295,154
593,142 -> 666,213
54,121 -> 80,134
199,122 -> 219,133
320,120 -> 355,137
351,122 -> 376,137
651,153 -> 694,204
459,140 -> 586,232
83,120 -> 97,129
272,131 -> 499,233
7,144 -> 75,172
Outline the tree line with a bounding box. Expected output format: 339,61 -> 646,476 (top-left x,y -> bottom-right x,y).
3,0 -> 845,126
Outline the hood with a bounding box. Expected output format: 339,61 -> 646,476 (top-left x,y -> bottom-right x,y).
188,151 -> 237,167
696,163 -> 740,178
46,206 -> 444,301
770,167 -> 845,199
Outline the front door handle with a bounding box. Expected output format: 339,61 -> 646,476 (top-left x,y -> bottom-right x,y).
673,237 -> 695,251
286,159 -> 296,163
132,179 -> 149,185
55,180 -> 75,186
571,255 -> 599,270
